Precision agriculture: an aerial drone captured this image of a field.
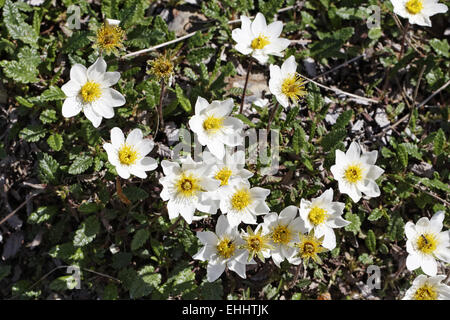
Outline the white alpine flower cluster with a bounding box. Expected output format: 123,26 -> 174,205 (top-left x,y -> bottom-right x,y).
390,0 -> 448,27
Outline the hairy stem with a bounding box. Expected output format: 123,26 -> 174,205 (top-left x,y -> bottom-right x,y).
266,102 -> 280,133
239,59 -> 253,114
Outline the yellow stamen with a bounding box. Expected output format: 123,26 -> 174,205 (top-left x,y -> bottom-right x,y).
344,164 -> 363,184
416,233 -> 437,255
272,224 -> 292,245
406,0 -> 423,14
216,237 -> 236,259
251,34 -> 270,50
96,23 -> 125,54
150,55 -> 174,83
231,188 -> 252,211
118,144 -> 139,165
308,206 -> 328,226
215,167 -> 233,186
281,74 -> 307,103
414,284 -> 437,300
175,172 -> 200,197
80,81 -> 102,103
241,226 -> 272,261
294,231 -> 327,264
203,115 -> 224,133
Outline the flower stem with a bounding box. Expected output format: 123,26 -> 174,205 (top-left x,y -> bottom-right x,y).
266,102 -> 280,133
157,80 -> 166,130
239,59 -> 253,114
398,21 -> 409,61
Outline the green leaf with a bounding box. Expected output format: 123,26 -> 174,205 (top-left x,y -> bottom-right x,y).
39,86 -> 66,101
122,186 -> 149,202
321,128 -> 346,152
175,84 -> 192,113
131,229 -> 150,251
28,206 -> 58,224
334,110 -> 353,129
306,82 -> 323,112
368,208 -> 384,221
430,39 -> 449,58
387,212 -> 404,241
68,155 -> 93,175
19,125 -> 46,142
73,215 -> 100,247
0,46 -> 40,83
234,114 -> 256,128
2,0 -> 38,45
433,128 -> 445,156
125,266 -> 161,299
47,134 -> 63,151
49,275 -> 79,291
368,27 -> 383,40
365,230 -> 376,254
292,125 -> 307,155
78,202 -> 101,214
344,212 -> 361,235
396,144 -> 408,168
40,109 -> 58,124
38,153 -> 59,184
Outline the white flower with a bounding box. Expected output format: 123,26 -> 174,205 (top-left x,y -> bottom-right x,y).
188,97 -> 244,159
402,274 -> 450,300
220,179 -> 270,228
103,127 -> 158,179
261,206 -> 304,267
240,224 -> 273,262
390,0 -> 448,27
232,12 -> 290,65
299,188 -> 350,250
193,215 -> 249,282
405,211 -> 450,276
330,141 -> 384,203
61,57 -> 125,127
269,56 -> 307,108
159,156 -> 221,224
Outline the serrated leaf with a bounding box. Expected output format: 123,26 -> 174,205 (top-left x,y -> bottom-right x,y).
47,134 -> 63,151
306,82 -> 323,112
68,155 -> 93,175
396,144 -> 408,168
321,128 -> 346,152
38,153 -> 59,184
19,125 -> 46,142
122,186 -> 149,202
73,215 -> 100,247
28,206 -> 58,224
430,38 -> 449,58
40,109 -> 58,124
293,125 -> 306,154
78,202 -> 101,214
368,208 -> 384,221
433,128 -> 445,156
334,109 -> 353,129
3,0 -> 38,45
131,229 -> 150,251
175,84 -> 192,113
344,212 -> 361,235
365,229 -> 376,254
39,86 -> 66,101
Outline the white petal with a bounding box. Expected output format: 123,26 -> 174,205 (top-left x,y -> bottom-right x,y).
70,64 -> 87,84
116,165 -> 130,179
406,253 -> 421,271
266,21 -> 283,39
83,105 -> 103,128
110,127 -> 125,147
346,141 -> 361,161
197,231 -> 219,246
101,71 -> 121,87
138,157 -> 158,171
61,80 -> 81,97
87,57 -> 107,82
281,56 -> 297,75
227,260 -> 246,279
207,261 -> 226,282
104,88 -> 126,107
126,128 -> 143,145
251,12 -> 267,35
135,139 -> 154,157
195,96 -> 210,115
421,255 -> 437,276
62,97 -> 82,117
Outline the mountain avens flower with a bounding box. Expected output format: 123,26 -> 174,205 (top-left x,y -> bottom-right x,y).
240,225 -> 273,262
94,18 -> 125,55
402,275 -> 450,300
261,206 -> 304,267
189,97 -> 244,160
159,156 -> 221,224
193,215 -> 249,282
61,57 -> 126,128
390,0 -> 448,27
299,188 -> 350,250
103,127 -> 158,179
149,54 -> 174,83
232,12 -> 290,64
269,56 -> 307,108
405,211 -> 450,276
294,230 -> 328,264
330,141 -> 384,203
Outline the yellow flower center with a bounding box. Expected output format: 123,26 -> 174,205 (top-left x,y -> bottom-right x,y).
414,284 -> 437,300
150,56 -> 174,82
344,164 -> 363,184
216,237 -> 236,259
251,34 -> 270,50
281,74 -> 307,102
80,81 -> 102,103
308,206 -> 328,226
175,173 -> 200,197
406,0 -> 423,14
295,233 -> 326,263
96,23 -> 125,54
272,225 -> 292,245
231,188 -> 252,211
203,115 -> 224,133
118,144 -> 139,165
416,233 -> 437,255
215,167 -> 233,186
